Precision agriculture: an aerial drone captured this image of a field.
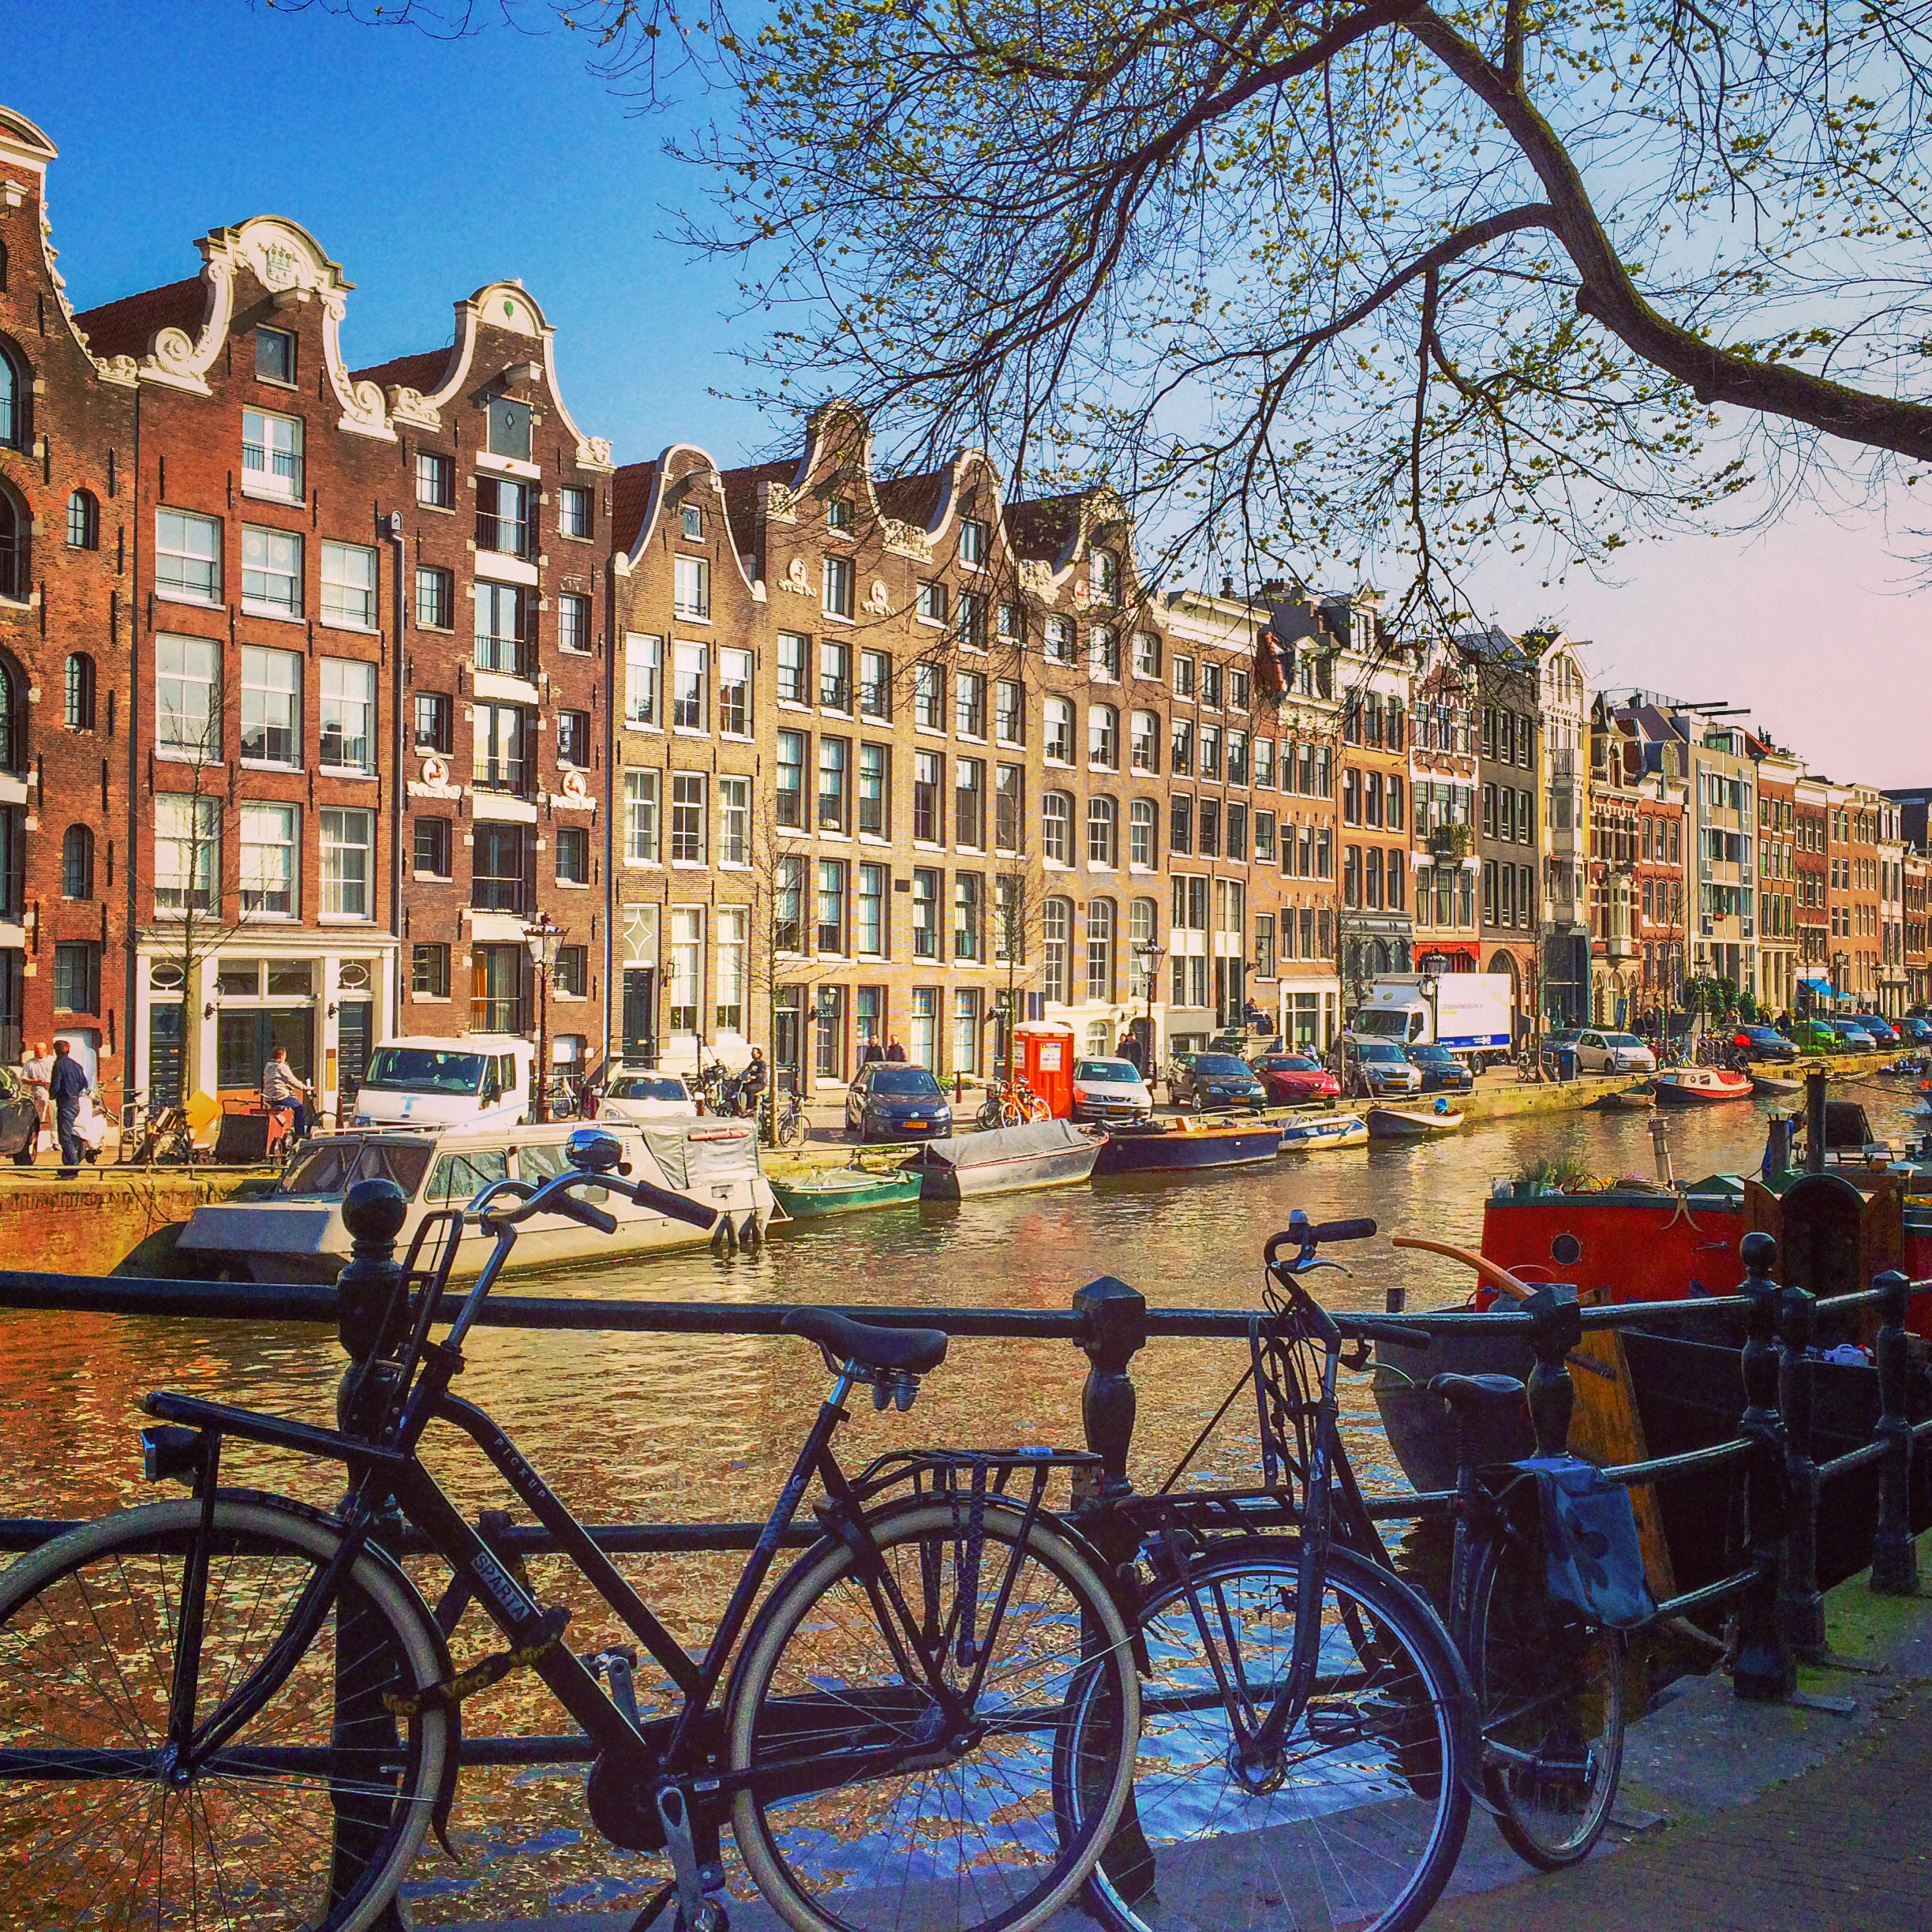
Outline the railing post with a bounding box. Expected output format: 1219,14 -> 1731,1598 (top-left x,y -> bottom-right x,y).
1073,1275 -> 1148,1502
1777,1278 -> 1825,1657
1870,1268 -> 1919,1597
1522,1282 -> 1582,1458
1732,1230 -> 1795,1702
331,1178 -> 411,1928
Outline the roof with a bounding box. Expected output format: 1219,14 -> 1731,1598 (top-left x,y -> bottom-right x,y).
611,460 -> 660,553
717,458 -> 796,564
71,277 -> 205,361
874,471 -> 944,530
1005,493 -> 1082,563
351,347 -> 454,396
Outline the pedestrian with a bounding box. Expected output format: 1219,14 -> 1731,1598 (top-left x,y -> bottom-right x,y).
21,1040 -> 51,1157
885,1035 -> 907,1063
1116,1032 -> 1144,1073
860,1035 -> 885,1066
261,1046 -> 311,1140
48,1039 -> 89,1178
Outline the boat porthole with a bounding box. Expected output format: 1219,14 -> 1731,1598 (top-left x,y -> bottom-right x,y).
1552,1232 -> 1582,1266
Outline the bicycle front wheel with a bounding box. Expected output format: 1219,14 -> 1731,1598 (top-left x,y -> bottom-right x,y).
1076,1537 -> 1471,1932
0,1496 -> 451,1931
1470,1534 -> 1626,1869
727,1496 -> 1140,1932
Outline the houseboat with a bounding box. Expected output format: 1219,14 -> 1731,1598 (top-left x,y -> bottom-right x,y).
906,1119 -> 1103,1200
1092,1117 -> 1280,1176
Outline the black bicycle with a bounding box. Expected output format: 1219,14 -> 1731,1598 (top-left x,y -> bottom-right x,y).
0,1129 -> 1141,1932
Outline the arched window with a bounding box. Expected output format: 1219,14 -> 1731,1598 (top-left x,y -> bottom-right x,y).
66,489 -> 99,551
0,656 -> 21,773
1091,550 -> 1120,604
1130,710 -> 1159,773
1042,790 -> 1073,866
1129,897 -> 1158,995
62,825 -> 94,900
1086,795 -> 1118,867
65,653 -> 95,732
1043,696 -> 1074,762
1085,897 -> 1117,1002
1088,702 -> 1118,769
1043,897 -> 1073,1005
0,485 -> 23,602
0,342 -> 23,448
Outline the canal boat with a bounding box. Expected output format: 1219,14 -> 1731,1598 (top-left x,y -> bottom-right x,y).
1653,1065 -> 1754,1104
766,1165 -> 923,1219
1365,1103 -> 1466,1140
169,1120 -> 775,1283
1750,1070 -> 1807,1097
1277,1111 -> 1369,1154
1091,1117 -> 1280,1176
905,1119 -> 1102,1200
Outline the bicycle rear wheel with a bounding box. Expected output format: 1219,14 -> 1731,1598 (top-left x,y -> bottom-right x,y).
1470,1535 -> 1625,1869
727,1496 -> 1140,1932
0,1496 -> 451,1931
1075,1537 -> 1471,1932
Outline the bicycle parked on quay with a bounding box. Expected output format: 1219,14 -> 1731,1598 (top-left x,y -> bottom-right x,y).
0,1129 -> 1143,1932
975,1074 -> 1050,1129
1061,1213 -> 1630,1932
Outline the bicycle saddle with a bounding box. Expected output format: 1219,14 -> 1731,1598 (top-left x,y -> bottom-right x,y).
1428,1372 -> 1526,1415
783,1307 -> 949,1376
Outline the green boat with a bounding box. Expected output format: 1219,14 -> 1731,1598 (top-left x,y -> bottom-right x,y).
767,1167 -> 924,1220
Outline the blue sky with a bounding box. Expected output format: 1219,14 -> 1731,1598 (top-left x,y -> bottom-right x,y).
10,0 -> 1928,783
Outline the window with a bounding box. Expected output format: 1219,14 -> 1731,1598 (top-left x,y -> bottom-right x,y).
558,485 -> 593,540
915,663 -> 943,730
556,708 -> 591,767
238,646 -> 301,766
155,509 -> 220,603
476,476 -> 530,558
918,580 -> 949,624
826,496 -> 854,532
680,500 -> 704,541
486,395 -> 531,460
255,326 -> 296,384
1087,796 -> 1118,867
471,822 -> 528,915
1230,668 -> 1249,711
954,756 -> 984,846
473,702 -> 531,795
773,631 -> 809,706
623,769 -> 660,863
715,907 -> 747,1030
321,541 -> 377,629
818,736 -> 849,832
1255,738 -> 1275,788
1255,811 -> 1276,864
824,555 -> 854,617
719,775 -> 750,863
1171,718 -> 1193,776
776,729 -> 807,829
858,743 -> 889,836
1091,550 -> 1120,603
998,602 -> 1023,644
625,633 -> 661,726
155,795 -> 218,914
1199,724 -> 1222,781
667,909 -> 703,1031
415,565 -> 454,629
1043,897 -> 1072,1003
54,942 -> 99,1014
1170,795 -> 1193,856
413,691 -> 451,755
62,824 -> 94,899
242,409 -> 303,500
718,648 -> 753,736
415,451 -> 454,508
913,751 -> 944,842
0,343 -> 17,449
1198,799 -> 1220,857
1088,704 -> 1118,769
1043,616 -> 1074,665
857,863 -> 888,957
912,868 -> 941,958
958,515 -> 988,566
411,943 -> 451,998
954,873 -> 982,960
1200,662 -> 1223,711
1087,897 -> 1116,1001
672,641 -> 707,729
1039,789 -> 1073,866
66,489 -> 99,550
812,859 -> 850,954
553,946 -> 588,999
674,554 -> 710,620
320,658 -> 376,772
1173,655 -> 1195,700
64,653 -> 95,731
819,637 -> 851,710
1133,631 -> 1160,679
1089,627 -> 1119,680
1044,697 -> 1074,763
242,525 -> 302,617
241,802 -> 298,916
1129,898 -> 1157,995
994,679 -> 1023,745
671,773 -> 707,863
1130,798 -> 1155,868
157,635 -> 219,758
956,671 -> 987,738
320,807 -> 373,919
859,650 -> 891,720
957,590 -> 988,650
408,815 -> 451,879
559,591 -> 591,656
993,874 -> 1025,965
1130,710 -> 1159,773
1228,731 -> 1249,787
995,763 -> 1024,853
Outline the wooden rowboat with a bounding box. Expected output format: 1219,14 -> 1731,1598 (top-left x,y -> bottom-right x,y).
1365,1105 -> 1465,1140
768,1167 -> 923,1219
1600,1087 -> 1657,1110
1749,1071 -> 1807,1097
1277,1112 -> 1369,1153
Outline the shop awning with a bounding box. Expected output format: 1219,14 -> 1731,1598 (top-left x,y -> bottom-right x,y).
1799,976 -> 1837,997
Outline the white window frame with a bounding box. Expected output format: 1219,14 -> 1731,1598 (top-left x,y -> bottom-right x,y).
320,658 -> 377,773
320,806 -> 374,921
623,769 -> 661,864
673,554 -> 711,621
239,644 -> 301,769
719,775 -> 750,865
559,485 -> 593,540
154,795 -> 219,916
671,771 -> 707,864
558,590 -> 592,656
625,633 -> 662,729
320,540 -> 377,631
155,510 -> 222,605
672,642 -> 708,732
242,524 -> 303,619
242,407 -> 303,502
240,801 -> 299,918
720,647 -> 754,736
156,634 -> 220,762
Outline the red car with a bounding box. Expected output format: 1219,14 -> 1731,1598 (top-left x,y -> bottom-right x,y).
1251,1053 -> 1341,1103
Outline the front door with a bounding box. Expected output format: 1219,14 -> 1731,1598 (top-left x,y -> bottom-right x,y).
338,1002 -> 373,1117
622,968 -> 656,1065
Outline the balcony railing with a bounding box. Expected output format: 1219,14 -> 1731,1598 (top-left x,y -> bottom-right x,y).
471,996 -> 527,1034
471,877 -> 533,915
472,758 -> 532,799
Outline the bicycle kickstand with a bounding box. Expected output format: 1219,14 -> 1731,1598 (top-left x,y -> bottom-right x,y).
654,1782 -> 729,1932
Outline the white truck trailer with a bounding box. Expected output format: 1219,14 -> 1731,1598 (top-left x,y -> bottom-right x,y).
1349,974 -> 1514,1061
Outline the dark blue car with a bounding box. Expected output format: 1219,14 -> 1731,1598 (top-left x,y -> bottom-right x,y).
1407,1043 -> 1475,1093
845,1064 -> 953,1141
1172,1053 -> 1267,1113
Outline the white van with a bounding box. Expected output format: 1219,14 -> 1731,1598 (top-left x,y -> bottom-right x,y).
350,1036 -> 534,1130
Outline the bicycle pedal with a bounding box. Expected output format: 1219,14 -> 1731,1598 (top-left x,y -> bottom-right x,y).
587,1647 -> 642,1726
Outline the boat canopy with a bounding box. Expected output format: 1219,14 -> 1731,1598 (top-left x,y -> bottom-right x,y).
914,1121 -> 1091,1170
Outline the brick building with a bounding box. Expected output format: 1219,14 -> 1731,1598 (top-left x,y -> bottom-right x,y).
1406,634 -> 1479,973
1586,698 -> 1642,1028
1751,743 -> 1801,1020
1826,784 -> 1885,1013
1795,772 -> 1831,1007
1465,629 -> 1541,1040
1905,848 -> 1930,1013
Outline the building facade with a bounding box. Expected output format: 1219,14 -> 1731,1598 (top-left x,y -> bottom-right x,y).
1752,745 -> 1801,1020
1466,631 -> 1541,1040
1407,634 -> 1479,973
1534,634 -> 1592,1024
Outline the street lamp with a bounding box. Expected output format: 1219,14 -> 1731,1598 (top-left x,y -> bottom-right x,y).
1133,938 -> 1166,1071
523,910 -> 566,1123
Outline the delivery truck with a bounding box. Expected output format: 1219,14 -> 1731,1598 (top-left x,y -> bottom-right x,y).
1349,974 -> 1513,1063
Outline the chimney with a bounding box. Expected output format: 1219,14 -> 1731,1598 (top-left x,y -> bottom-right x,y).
1221,575 -> 1235,598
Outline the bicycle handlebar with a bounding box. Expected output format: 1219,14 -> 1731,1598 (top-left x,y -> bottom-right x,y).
1264,1215 -> 1379,1266
466,1162 -> 718,1234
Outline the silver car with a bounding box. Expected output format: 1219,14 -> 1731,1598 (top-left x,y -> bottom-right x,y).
1339,1038 -> 1423,1099
1071,1057 -> 1155,1124
1572,1029 -> 1657,1075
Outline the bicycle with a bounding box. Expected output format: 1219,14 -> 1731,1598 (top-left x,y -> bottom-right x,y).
975,1076 -> 1049,1129
0,1128 -> 1143,1932
762,1079 -> 809,1149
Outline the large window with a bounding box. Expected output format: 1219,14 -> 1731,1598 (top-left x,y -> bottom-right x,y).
818,735 -> 849,832
414,691 -> 452,754
859,650 -> 892,721
242,526 -> 302,617
1088,704 -> 1119,769
474,702 -> 531,796
242,408 -> 302,500
857,863 -> 888,956
625,633 -> 661,727
914,664 -> 943,729
412,943 -> 451,997
674,555 -> 710,620
913,751 -> 944,843
415,565 -> 454,630
157,635 -> 219,759
470,822 -> 527,915
823,555 -> 854,617
559,591 -> 591,655
414,817 -> 452,878
320,807 -> 374,919
952,989 -> 981,1076
1043,897 -> 1072,1004
556,708 -> 591,768
1130,798 -> 1156,868
476,477 -> 530,556
715,908 -> 747,1032
777,632 -> 808,705
66,489 -> 99,551
953,757 -> 983,848
556,824 -> 590,885
858,743 -> 889,837
320,658 -> 376,772
415,451 -> 454,507
241,803 -> 298,917
321,541 -> 376,629
1087,796 -> 1118,867
996,679 -> 1024,745
0,345 -> 24,450
995,764 -> 1024,853
819,638 -> 851,710
954,872 -> 981,960
1043,790 -> 1073,866
912,869 -> 940,959
1130,710 -> 1159,773
155,510 -> 220,604
476,581 -> 532,676
672,642 -> 706,729
241,646 -> 301,766
777,729 -> 807,829
623,769 -> 660,863
1087,898 -> 1116,1001
155,796 -> 218,915
667,908 -> 703,1032
558,486 -> 593,540
671,772 -> 706,863
720,648 -> 753,736
956,671 -> 987,739
1044,698 -> 1074,764
719,775 -> 750,863
816,859 -> 848,953
775,856 -> 805,952
65,653 -> 96,732
53,942 -> 99,1015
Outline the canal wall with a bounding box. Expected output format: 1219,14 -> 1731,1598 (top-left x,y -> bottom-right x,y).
0,1169 -> 268,1277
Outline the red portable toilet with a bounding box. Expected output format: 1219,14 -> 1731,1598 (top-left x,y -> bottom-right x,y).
1015,1020 -> 1077,1118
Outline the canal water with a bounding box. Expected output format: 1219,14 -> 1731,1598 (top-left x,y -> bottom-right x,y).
2,1082 -> 1920,1921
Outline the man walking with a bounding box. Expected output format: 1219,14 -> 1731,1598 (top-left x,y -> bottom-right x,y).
262,1046 -> 311,1139
48,1039 -> 89,1179
884,1035 -> 907,1063
21,1041 -> 51,1158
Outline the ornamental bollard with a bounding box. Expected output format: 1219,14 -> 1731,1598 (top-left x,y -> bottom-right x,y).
1777,1277 -> 1825,1657
1522,1282 -> 1582,1458
1870,1268 -> 1919,1597
1073,1275 -> 1148,1506
1733,1230 -> 1795,1702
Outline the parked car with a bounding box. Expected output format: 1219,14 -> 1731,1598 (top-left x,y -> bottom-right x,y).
1898,1017 -> 1932,1045
1249,1052 -> 1342,1105
1336,1038 -> 1424,1099
1168,1053 -> 1268,1113
1407,1043 -> 1476,1094
844,1064 -> 953,1141
1850,1013 -> 1900,1048
1071,1057 -> 1155,1124
1546,1028 -> 1657,1075
1827,1020 -> 1878,1050
1732,1025 -> 1798,1064
1790,1017 -> 1841,1051
593,1069 -> 698,1124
